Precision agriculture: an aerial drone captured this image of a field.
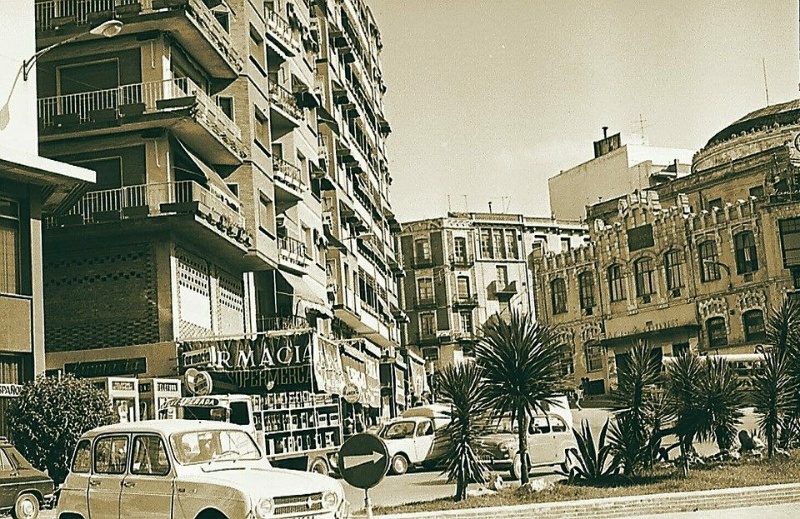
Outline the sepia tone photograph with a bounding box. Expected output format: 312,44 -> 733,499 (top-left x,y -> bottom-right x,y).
0,0 -> 799,518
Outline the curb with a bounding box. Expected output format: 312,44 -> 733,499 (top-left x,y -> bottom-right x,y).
372,482 -> 800,518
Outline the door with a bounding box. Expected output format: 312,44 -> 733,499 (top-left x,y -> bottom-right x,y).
413,420 -> 435,461
526,416 -> 553,466
548,415 -> 572,464
0,448 -> 18,509
89,435 -> 129,519
119,435 -> 173,519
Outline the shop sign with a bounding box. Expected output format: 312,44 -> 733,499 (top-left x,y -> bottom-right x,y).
174,397 -> 221,407
183,347 -> 215,369
157,381 -> 180,393
111,380 -> 136,392
341,347 -> 367,404
343,383 -> 361,404
226,366 -> 313,390
314,336 -> 345,394
184,334 -> 312,371
65,357 -> 147,378
185,368 -> 213,396
0,384 -> 22,398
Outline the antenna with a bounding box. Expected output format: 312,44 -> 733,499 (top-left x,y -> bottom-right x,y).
463,195 -> 468,212
447,195 -> 451,212
762,57 -> 770,106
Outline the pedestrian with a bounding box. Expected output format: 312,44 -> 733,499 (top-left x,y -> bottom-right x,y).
575,382 -> 584,411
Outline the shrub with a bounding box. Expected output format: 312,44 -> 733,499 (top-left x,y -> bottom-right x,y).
560,418 -> 620,483
8,374 -> 115,484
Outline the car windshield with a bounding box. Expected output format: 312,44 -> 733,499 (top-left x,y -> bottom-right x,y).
380,421 -> 416,440
170,429 -> 262,465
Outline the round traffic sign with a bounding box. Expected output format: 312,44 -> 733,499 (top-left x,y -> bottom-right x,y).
338,433 -> 390,489
185,368 -> 212,396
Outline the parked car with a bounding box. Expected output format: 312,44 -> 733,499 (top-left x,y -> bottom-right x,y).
56,420 -> 349,519
378,416 -> 447,475
0,437 -> 53,519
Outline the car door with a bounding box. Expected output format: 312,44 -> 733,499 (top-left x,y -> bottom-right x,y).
119,434 -> 173,519
0,448 -> 18,509
4,446 -> 54,501
89,435 -> 129,519
548,415 -> 573,464
527,416 -> 552,466
413,420 -> 435,461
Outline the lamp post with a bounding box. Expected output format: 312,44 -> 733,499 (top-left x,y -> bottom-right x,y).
702,259 -> 732,290
23,20 -> 124,81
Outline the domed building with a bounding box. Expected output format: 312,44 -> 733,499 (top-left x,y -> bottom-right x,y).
532,99 -> 800,394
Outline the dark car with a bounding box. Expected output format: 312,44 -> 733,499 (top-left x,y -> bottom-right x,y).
0,438 -> 53,519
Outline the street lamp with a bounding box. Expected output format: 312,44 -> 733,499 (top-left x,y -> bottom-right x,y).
22,20 -> 124,81
702,259 -> 732,289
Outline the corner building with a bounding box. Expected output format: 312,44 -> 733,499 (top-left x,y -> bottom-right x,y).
33,0 -> 403,424
533,99 -> 800,394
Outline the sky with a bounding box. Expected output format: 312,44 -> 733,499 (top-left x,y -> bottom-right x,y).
368,0 -> 800,222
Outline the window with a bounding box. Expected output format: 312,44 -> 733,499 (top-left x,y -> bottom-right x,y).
453,237 -> 467,261
496,266 -> 508,289
551,278 -> 567,314
214,11 -> 230,32
780,218 -> 800,267
608,264 -> 625,302
743,310 -> 767,342
421,346 -> 439,361
493,231 -> 506,259
258,194 -> 274,233
94,436 -> 129,474
416,277 -> 433,303
480,229 -> 492,258
698,241 -> 721,281
749,185 -> 764,198
734,231 -> 758,274
459,311 -> 473,334
419,312 -> 436,337
550,416 -> 568,433
634,258 -> 655,296
254,107 -> 269,146
72,440 -> 91,473
793,267 -> 800,289
414,238 -> 430,262
217,96 -> 234,120
504,230 -> 518,259
664,250 -> 684,291
627,224 -> 654,252
586,343 -> 603,372
578,271 -> 594,312
0,199 -> 20,295
131,435 -> 170,476
706,198 -> 723,210
249,25 -> 265,71
456,276 -> 470,298
706,317 -> 728,348
560,237 -> 571,252
0,450 -> 12,472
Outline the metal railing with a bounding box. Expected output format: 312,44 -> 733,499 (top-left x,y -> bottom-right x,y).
264,3 -> 302,54
272,157 -> 304,189
268,82 -> 303,120
54,180 -> 245,228
278,236 -> 308,260
38,77 -> 242,141
256,315 -> 310,333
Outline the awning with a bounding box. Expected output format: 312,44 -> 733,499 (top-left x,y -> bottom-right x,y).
316,106 -> 339,135
173,139 -> 239,210
277,271 -> 333,318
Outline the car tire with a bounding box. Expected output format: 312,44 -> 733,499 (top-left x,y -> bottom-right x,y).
12,493 -> 39,519
309,457 -> 329,475
389,454 -> 409,475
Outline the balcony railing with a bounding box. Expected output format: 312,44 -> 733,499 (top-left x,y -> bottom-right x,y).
452,294 -> 479,307
268,83 -> 303,121
264,3 -> 302,55
272,157 -> 305,191
38,77 -> 243,149
415,297 -> 436,309
256,315 -> 310,333
278,236 -> 308,269
48,180 -> 246,232
449,254 -> 475,267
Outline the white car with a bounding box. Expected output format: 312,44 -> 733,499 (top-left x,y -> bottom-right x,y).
57,420 -> 349,519
378,416 -> 446,475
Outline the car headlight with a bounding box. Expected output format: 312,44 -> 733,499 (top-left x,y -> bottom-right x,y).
254,497 -> 274,518
322,490 -> 339,510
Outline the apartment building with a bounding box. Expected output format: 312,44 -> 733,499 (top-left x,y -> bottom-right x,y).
0,0 -> 94,433
397,212 -> 586,369
32,0 -> 404,418
533,99 -> 800,394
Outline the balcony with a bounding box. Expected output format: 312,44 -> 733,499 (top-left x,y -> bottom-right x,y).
256,315 -> 311,334
264,3 -> 302,56
38,78 -> 246,165
449,254 -> 475,269
452,294 -> 479,308
277,236 -> 308,274
35,0 -> 243,78
46,180 -> 252,254
269,83 -> 303,131
411,256 -> 435,269
415,297 -> 436,309
490,280 -> 518,299
272,157 -> 306,200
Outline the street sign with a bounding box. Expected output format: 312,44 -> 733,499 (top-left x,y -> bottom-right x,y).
338,433 -> 389,490
343,383 -> 361,404
185,368 -> 212,396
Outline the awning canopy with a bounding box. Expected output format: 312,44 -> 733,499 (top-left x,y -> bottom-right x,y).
277,271 -> 333,318
173,138 -> 239,210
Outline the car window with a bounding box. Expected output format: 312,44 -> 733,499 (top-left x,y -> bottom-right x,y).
72,440 -> 92,473
170,429 -> 262,465
380,421 -> 415,440
529,416 -> 550,435
131,435 -> 170,476
550,416 -> 568,433
0,449 -> 13,472
415,421 -> 433,437
94,436 -> 129,475
5,447 -> 33,470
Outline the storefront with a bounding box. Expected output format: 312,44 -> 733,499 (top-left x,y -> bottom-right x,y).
405,351 -> 430,407
380,354 -> 407,419
91,377 -> 140,423
139,378 -> 182,420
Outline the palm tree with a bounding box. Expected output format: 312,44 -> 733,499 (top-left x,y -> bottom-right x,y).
475,310 -> 563,485
752,349 -> 795,457
436,361 -> 489,501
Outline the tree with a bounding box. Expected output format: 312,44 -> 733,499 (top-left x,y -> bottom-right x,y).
8,375 -> 115,484
436,362 -> 488,501
752,349 -> 795,457
475,310 -> 563,485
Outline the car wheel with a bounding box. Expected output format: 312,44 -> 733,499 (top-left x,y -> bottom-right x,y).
509,453 -> 522,480
390,454 -> 409,475
13,493 -> 39,519
309,457 -> 329,475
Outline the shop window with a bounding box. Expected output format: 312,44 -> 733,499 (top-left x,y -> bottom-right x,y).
551,278 -> 567,314
664,250 -> 684,293
793,267 -> 800,289
0,199 -> 21,295
743,309 -> 767,342
634,257 -> 655,297
608,264 -> 625,302
416,277 -> 433,303
419,312 -> 436,337
698,240 -> 721,282
734,231 -> 758,274
706,317 -> 728,348
578,271 -> 594,313
672,343 -> 689,357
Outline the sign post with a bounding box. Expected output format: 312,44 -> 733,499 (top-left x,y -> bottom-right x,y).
338,433 -> 389,519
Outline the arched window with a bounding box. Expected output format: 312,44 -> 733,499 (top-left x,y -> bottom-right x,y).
706,316 -> 728,347
608,264 -> 625,302
698,241 -> 720,282
578,271 -> 595,313
743,309 -> 766,342
551,278 -> 567,314
734,231 -> 759,274
664,249 -> 684,292
634,258 -> 655,297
